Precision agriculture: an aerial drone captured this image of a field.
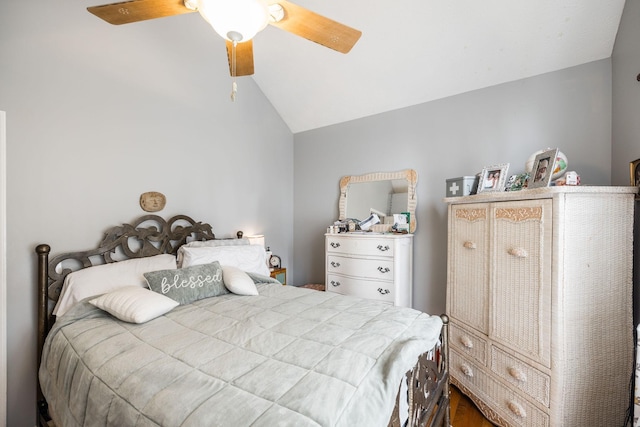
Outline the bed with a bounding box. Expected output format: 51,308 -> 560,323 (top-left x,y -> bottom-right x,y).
36,214 -> 450,427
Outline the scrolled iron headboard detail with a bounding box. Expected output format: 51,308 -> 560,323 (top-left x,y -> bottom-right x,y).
43,214 -> 215,303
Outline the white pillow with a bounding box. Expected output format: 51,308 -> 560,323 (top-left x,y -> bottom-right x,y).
222,265 -> 259,296
90,286 -> 179,323
53,254 -> 177,317
176,238 -> 249,267
180,245 -> 270,277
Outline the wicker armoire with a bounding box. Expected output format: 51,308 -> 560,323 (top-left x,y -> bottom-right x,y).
445,186 -> 635,426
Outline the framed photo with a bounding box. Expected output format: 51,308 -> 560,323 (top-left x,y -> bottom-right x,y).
528,148 -> 558,189
505,172 -> 529,192
630,158 -> 640,186
477,163 -> 510,193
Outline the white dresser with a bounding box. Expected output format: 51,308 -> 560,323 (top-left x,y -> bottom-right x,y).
445,186 -> 635,426
325,233 -> 413,307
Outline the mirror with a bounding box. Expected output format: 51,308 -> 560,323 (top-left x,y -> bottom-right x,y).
339,169 -> 417,233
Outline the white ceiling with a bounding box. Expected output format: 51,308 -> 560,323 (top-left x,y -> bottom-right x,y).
244,0 -> 625,133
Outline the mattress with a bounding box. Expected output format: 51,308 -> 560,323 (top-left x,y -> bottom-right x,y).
39,282 -> 443,426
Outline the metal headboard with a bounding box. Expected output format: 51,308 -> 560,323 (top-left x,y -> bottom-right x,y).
35,214 -> 217,425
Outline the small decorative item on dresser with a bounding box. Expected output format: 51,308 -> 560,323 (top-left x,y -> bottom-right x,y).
445,176 -> 479,197
555,171 -> 580,186
477,163 -> 510,193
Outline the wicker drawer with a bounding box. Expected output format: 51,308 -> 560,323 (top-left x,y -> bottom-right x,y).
326,274 -> 394,304
451,350 -> 549,427
490,346 -> 550,407
450,349 -> 485,398
326,236 -> 395,257
449,322 -> 487,365
327,255 -> 395,281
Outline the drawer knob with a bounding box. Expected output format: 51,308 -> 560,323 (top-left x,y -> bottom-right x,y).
330,261 -> 341,268
330,280 -> 341,287
508,366 -> 527,382
459,336 -> 474,349
377,288 -> 390,295
376,245 -> 390,252
377,266 -> 391,273
508,247 -> 528,258
463,241 -> 476,249
507,400 -> 527,418
460,363 -> 474,378
330,242 -> 341,248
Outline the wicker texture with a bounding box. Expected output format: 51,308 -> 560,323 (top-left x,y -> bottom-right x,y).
449,205 -> 489,333
491,200 -> 552,368
451,350 -> 550,426
446,187 -> 635,427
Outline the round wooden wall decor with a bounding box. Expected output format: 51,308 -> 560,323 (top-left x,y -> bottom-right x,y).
139,191 -> 166,212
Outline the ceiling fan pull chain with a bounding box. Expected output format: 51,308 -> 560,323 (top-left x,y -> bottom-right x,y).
230,40 -> 238,101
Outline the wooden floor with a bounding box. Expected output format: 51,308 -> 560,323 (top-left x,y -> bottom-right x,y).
450,385 -> 495,427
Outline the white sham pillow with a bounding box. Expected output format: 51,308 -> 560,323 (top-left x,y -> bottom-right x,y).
90,286 -> 179,323
222,265 -> 259,296
180,245 -> 270,277
176,238 -> 249,267
53,254 -> 178,317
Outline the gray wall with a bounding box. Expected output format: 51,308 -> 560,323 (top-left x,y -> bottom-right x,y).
612,0 -> 640,186
0,2 -> 294,425
612,0 -> 640,326
293,59 -> 613,316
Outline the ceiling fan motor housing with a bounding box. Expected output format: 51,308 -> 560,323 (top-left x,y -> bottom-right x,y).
197,0 -> 270,42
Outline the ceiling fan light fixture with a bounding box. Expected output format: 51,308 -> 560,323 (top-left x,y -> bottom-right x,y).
197,0 -> 269,42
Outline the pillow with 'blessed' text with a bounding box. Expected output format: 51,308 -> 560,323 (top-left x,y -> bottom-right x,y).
144,261 -> 228,305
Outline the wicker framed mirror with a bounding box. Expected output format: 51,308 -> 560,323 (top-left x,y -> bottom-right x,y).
338,169 -> 417,233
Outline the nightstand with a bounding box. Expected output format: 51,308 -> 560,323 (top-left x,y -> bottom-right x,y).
270,268 -> 286,285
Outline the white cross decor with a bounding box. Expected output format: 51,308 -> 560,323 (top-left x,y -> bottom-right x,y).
449,181 -> 460,196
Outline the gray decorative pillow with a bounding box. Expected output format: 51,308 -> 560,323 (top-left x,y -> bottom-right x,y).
144,261 -> 228,305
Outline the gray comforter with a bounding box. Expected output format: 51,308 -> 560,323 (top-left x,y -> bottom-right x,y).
40,282 -> 443,427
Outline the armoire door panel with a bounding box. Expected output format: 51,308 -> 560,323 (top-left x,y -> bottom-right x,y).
490,200 -> 552,367
448,204 -> 489,334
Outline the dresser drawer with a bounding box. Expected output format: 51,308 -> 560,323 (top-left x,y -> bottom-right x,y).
449,322 -> 487,365
451,350 -> 549,427
490,346 -> 550,407
326,274 -> 394,304
327,255 -> 395,281
326,236 -> 395,257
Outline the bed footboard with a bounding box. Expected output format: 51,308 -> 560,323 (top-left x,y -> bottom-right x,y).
389,314 -> 450,427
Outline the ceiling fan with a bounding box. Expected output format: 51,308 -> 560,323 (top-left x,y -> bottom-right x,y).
86,0 -> 362,78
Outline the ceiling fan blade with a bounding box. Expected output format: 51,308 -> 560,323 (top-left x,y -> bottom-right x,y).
226,40 -> 255,76
87,0 -> 194,25
268,1 -> 361,54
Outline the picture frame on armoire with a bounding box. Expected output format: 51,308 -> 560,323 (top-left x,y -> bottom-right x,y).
477,163 -> 510,193
528,148 -> 558,189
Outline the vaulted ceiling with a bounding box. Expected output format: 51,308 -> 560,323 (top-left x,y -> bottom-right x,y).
82,0 -> 626,133
246,0 -> 625,133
